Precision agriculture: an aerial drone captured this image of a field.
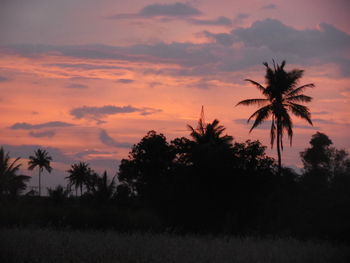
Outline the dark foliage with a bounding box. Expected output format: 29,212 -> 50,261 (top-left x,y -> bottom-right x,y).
1,126 -> 349,243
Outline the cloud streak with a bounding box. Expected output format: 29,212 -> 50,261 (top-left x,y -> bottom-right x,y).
3,19 -> 350,77
99,130 -> 132,148
109,2 -> 201,19
188,16 -> 232,26
29,130 -> 56,138
0,76 -> 9,82
65,83 -> 89,89
10,121 -> 75,130
70,105 -> 162,123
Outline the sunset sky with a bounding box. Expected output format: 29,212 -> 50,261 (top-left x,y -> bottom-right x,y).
1,0 -> 349,189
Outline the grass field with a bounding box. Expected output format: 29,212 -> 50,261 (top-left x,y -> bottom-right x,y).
0,228 -> 349,263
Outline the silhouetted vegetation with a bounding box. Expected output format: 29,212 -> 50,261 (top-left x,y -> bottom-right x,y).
0,147 -> 30,198
28,148 -> 52,196
1,119 -> 349,243
237,61 -> 314,173
0,63 -> 349,252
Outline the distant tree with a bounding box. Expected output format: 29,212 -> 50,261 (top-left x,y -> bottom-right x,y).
118,131 -> 175,202
115,184 -> 132,205
233,140 -> 276,172
28,148 -> 52,196
172,109 -> 237,220
0,147 -> 30,197
237,60 -> 314,173
88,171 -> 116,202
187,107 -> 233,146
184,107 -> 234,169
66,162 -> 93,196
300,132 -> 350,182
47,185 -> 70,203
300,132 -> 333,172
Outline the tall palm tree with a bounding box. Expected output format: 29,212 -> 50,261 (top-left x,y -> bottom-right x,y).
28,148 -> 52,196
0,147 -> 30,197
236,60 -> 314,173
65,162 -> 93,196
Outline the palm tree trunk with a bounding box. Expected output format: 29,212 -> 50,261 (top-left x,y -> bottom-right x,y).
80,185 -> 82,196
38,168 -> 41,196
276,127 -> 282,174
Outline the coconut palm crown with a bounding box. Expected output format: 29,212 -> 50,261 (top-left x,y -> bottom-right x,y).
28,148 -> 52,196
66,162 -> 93,196
187,106 -> 233,146
236,60 -> 314,172
0,147 -> 30,196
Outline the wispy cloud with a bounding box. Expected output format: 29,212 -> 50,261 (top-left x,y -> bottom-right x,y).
99,130 -> 132,148
0,76 -> 9,82
116,79 -> 134,84
312,111 -> 329,115
4,19 -> 350,77
65,83 -> 89,89
10,121 -> 75,130
108,2 -> 201,20
75,149 -> 116,158
70,105 -> 162,123
29,130 -> 56,138
188,16 -> 232,27
47,63 -> 129,70
262,4 -> 277,9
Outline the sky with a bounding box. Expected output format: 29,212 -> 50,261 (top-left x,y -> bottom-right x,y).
0,0 -> 349,190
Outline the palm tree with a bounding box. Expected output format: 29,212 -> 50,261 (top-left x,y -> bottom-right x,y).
236,60 -> 314,173
187,106 -> 233,146
28,148 -> 52,196
89,171 -> 117,202
65,162 -> 93,196
0,147 -> 30,197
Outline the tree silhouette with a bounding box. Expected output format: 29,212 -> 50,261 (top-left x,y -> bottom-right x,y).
88,171 -> 116,202
172,108 -> 237,227
66,162 -> 93,196
0,147 -> 30,197
187,107 -> 233,146
300,132 -> 350,182
47,185 -> 70,204
118,131 -> 175,202
236,60 -> 314,173
184,107 -> 234,171
28,148 -> 52,196
300,132 -> 333,173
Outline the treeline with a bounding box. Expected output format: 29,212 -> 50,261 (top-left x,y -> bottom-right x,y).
1,118 -> 350,242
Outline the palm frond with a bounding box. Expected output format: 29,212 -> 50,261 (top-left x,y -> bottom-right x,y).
286,69 -> 304,88
287,83 -> 314,97
270,117 -> 276,148
285,95 -> 312,103
248,105 -> 273,132
280,109 -> 293,146
287,102 -> 313,125
236,98 -> 268,107
244,79 -> 267,94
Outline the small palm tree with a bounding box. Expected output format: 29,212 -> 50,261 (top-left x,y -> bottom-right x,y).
0,147 -> 30,197
89,171 -> 117,202
28,148 -> 52,196
236,60 -> 314,173
187,106 -> 233,145
66,162 -> 93,196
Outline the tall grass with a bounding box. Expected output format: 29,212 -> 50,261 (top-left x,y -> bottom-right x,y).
0,228 -> 348,263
